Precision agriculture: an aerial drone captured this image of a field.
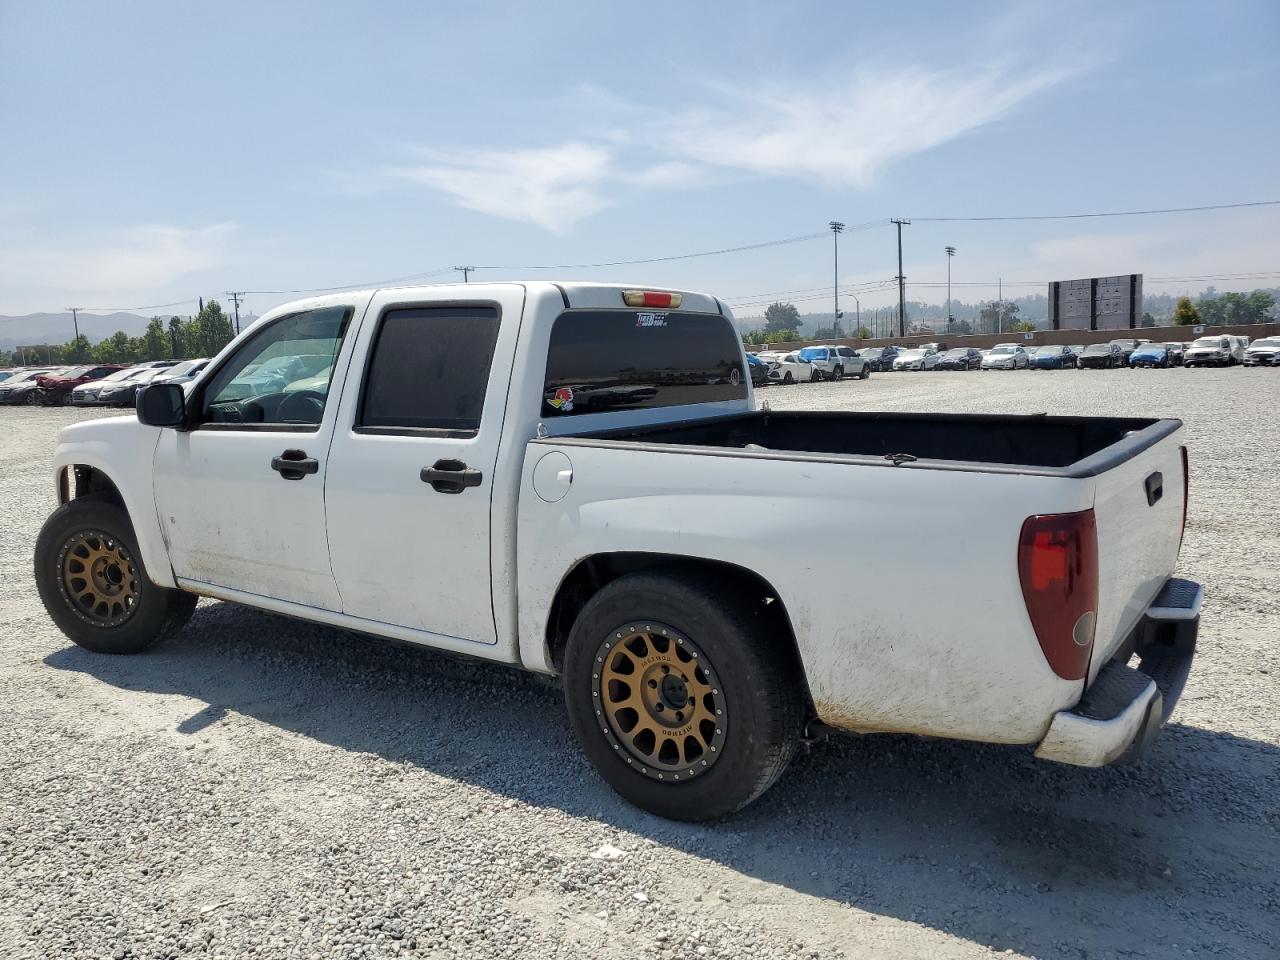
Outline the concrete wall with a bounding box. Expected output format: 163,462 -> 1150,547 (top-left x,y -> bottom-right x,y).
745,322 -> 1280,354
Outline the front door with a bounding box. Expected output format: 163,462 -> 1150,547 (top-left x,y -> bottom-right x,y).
324,286 -> 525,643
153,297 -> 368,610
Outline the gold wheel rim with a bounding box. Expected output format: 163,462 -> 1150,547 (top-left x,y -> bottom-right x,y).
59,531 -> 139,627
592,623 -> 727,782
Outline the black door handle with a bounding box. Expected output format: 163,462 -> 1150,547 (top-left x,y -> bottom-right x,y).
271,449 -> 319,480
420,458 -> 483,494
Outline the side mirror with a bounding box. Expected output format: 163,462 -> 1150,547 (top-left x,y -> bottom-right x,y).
137,382 -> 186,428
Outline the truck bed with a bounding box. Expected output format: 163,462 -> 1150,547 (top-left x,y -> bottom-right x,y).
555,409 -> 1180,476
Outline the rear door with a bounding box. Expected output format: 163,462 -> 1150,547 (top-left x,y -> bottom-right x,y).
323,285 -> 526,644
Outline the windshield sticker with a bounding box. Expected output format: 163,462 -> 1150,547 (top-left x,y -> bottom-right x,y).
548,386 -> 575,412
635,312 -> 667,328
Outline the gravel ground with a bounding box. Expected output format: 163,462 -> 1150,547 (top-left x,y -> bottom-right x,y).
1,370 -> 1277,960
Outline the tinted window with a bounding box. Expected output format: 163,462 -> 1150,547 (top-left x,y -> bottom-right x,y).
543,310 -> 745,416
360,306 -> 500,433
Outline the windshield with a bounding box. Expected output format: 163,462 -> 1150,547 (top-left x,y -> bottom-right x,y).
860,348 -> 883,359
162,359 -> 200,377
57,366 -> 91,378
944,348 -> 968,357
1084,344 -> 1111,354
798,347 -> 827,361
1192,337 -> 1225,348
899,349 -> 924,359
1033,346 -> 1060,355
98,367 -> 140,383
990,346 -> 1014,355
1251,339 -> 1280,349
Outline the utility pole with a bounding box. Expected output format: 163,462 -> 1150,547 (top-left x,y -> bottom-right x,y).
828,221 -> 844,337
891,219 -> 909,336
945,246 -> 956,330
997,277 -> 1003,334
454,266 -> 475,283
853,295 -> 860,334
65,307 -> 82,342
226,291 -> 244,335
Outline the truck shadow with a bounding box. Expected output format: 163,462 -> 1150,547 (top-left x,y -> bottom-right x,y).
45,602 -> 1277,959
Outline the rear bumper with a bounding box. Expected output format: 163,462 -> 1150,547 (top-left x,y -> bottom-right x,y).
1035,577 -> 1201,767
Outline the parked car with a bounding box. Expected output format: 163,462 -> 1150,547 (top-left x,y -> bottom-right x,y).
1184,335 -> 1235,367
70,366 -> 150,406
1243,337 -> 1280,366
96,366 -> 179,406
981,344 -> 1029,370
917,341 -> 948,355
1227,336 -> 1250,363
35,280 -> 1199,822
1129,343 -> 1175,369
936,347 -> 982,370
0,369 -> 56,404
893,348 -> 940,371
1030,345 -> 1077,370
1079,343 -> 1124,369
795,345 -> 867,380
833,345 -> 872,379
0,370 -> 14,383
223,354 -> 334,397
1109,339 -> 1143,363
745,351 -> 770,387
855,346 -> 899,372
35,364 -> 128,405
152,358 -> 210,384
1067,344 -> 1086,358
765,351 -> 814,384
1164,342 -> 1186,366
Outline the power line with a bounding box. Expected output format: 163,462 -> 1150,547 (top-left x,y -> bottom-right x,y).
910,199 -> 1280,223
241,267 -> 457,296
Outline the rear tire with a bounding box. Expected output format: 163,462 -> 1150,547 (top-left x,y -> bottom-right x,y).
35,497 -> 197,654
783,371 -> 793,384
810,368 -> 821,382
563,571 -> 805,821
832,365 -> 843,381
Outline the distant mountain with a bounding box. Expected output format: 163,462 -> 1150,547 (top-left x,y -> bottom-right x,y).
0,312 -> 151,351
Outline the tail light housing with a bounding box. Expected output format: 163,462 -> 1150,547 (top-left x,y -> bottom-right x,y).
1018,509 -> 1098,680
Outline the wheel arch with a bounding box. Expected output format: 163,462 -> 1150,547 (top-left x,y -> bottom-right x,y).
543,552 -> 815,712
60,464 -> 126,507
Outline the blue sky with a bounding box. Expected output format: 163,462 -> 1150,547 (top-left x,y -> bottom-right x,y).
1,0 -> 1277,319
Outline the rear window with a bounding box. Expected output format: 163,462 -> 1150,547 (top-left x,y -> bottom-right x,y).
543,310 -> 746,416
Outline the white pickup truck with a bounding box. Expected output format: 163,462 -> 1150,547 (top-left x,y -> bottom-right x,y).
36,281 -> 1201,820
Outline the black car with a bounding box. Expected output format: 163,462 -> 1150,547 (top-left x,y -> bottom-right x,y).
1109,338 -> 1143,363
856,346 -> 900,372
936,347 -> 982,370
1079,342 -> 1123,369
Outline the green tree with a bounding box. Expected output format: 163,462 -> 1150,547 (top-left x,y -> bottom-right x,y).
855,326 -> 871,339
1173,297 -> 1200,326
192,300 -> 235,355
763,301 -> 802,335
1141,312 -> 1156,328
980,300 -> 1021,333
1009,319 -> 1037,333
64,334 -> 93,363
143,318 -> 168,361
168,316 -> 186,358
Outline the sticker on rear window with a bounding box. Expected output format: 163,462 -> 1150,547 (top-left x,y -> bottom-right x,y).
547,386 -> 574,412
635,312 -> 667,328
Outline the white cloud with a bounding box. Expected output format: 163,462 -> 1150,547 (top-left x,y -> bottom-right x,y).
380,51 -> 1078,231
387,143 -> 615,233
0,222 -> 237,297
660,61 -> 1073,187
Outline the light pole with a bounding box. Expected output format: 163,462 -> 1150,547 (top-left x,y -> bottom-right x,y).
829,221 -> 844,337
853,296 -> 860,335
945,246 -> 956,331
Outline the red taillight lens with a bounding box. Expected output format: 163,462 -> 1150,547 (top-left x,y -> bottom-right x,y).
622,290 -> 682,308
1018,509 -> 1098,680
1179,445 -> 1189,552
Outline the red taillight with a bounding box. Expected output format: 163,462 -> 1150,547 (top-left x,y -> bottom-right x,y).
622,290 -> 682,308
1018,509 -> 1098,680
1179,445 -> 1189,552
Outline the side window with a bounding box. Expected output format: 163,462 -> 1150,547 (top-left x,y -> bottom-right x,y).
358,305 -> 500,434
199,305 -> 350,429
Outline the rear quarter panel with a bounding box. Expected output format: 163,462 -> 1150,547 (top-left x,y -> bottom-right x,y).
517,443 -> 1090,745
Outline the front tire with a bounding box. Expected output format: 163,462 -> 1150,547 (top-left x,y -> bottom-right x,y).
563,571 -> 805,821
783,371 -> 794,384
810,368 -> 821,382
832,365 -> 843,381
35,497 -> 197,654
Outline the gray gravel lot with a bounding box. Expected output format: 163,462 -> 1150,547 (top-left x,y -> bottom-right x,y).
1,369 -> 1277,960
